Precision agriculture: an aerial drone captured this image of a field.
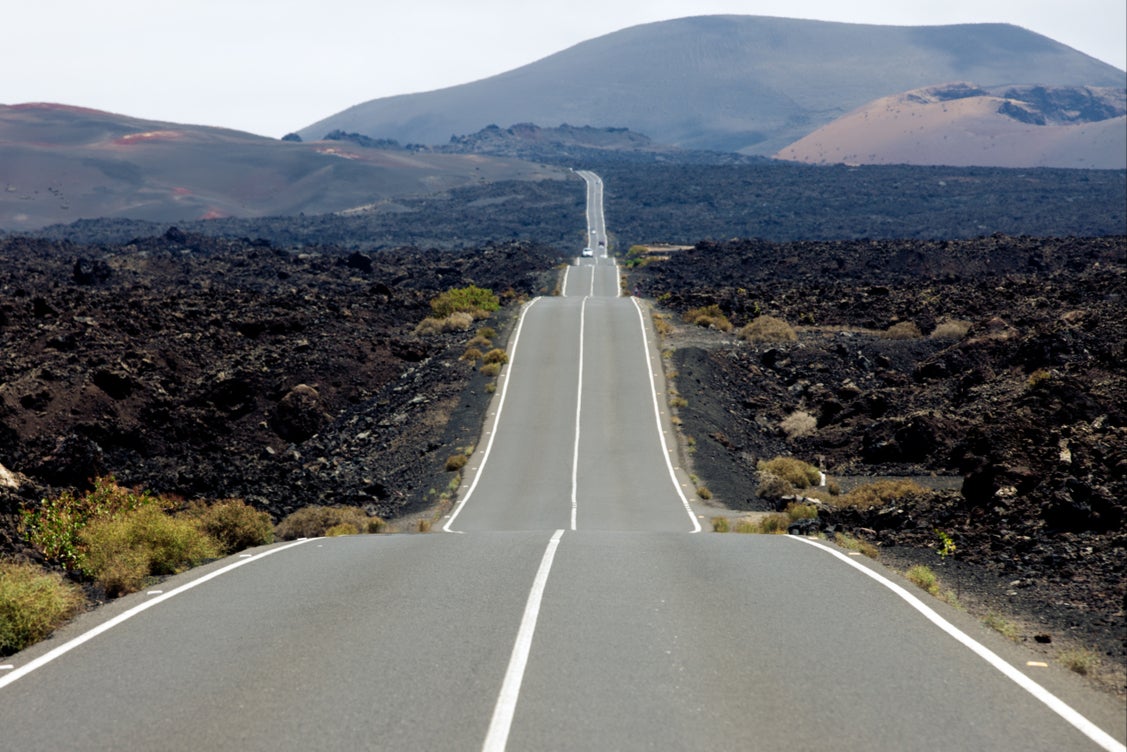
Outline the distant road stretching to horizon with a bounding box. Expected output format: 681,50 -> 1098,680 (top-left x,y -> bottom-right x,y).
1,171 -> 1123,751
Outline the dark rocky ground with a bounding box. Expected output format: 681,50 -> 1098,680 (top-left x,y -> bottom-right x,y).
1,226 -> 1124,695
629,234 -> 1126,693
0,231 -> 562,556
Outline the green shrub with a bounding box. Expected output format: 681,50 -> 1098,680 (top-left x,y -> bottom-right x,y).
480,362 -> 502,377
785,502 -> 818,521
758,513 -> 791,534
0,560 -> 86,654
429,285 -> 500,319
185,499 -> 274,555
740,315 -> 797,343
683,305 -> 733,332
476,326 -> 497,341
324,522 -> 359,537
905,564 -> 939,595
1060,648 -> 1099,676
79,507 -> 220,596
983,612 -> 1019,641
757,457 -> 821,489
275,506 -> 375,540
22,476 -> 163,571
833,532 -> 880,559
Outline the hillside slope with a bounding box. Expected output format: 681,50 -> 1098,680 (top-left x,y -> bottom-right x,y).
776,84 -> 1127,168
298,15 -> 1125,156
0,104 -> 563,231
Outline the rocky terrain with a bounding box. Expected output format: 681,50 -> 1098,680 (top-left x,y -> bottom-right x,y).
630,234 -> 1125,691
0,231 -> 562,556
1,224 -> 1124,694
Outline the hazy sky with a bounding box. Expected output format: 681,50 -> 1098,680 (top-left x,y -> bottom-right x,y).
5,0 -> 1125,138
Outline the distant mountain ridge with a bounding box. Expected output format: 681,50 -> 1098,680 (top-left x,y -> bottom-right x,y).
298,15 -> 1126,156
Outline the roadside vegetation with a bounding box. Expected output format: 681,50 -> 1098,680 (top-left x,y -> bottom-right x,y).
4,477 -> 277,653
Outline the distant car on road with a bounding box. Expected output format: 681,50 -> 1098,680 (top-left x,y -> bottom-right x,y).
581,247 -> 594,257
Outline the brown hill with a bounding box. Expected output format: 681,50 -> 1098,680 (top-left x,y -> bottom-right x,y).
0,104 -> 564,231
776,84 -> 1127,168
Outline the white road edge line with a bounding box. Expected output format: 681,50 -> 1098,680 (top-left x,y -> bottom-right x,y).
571,297 -> 587,530
482,529 -> 565,752
0,538 -> 314,691
787,535 -> 1125,752
444,297 -> 542,532
631,296 -> 701,532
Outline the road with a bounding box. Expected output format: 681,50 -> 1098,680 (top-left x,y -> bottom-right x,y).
1,172 -> 1123,751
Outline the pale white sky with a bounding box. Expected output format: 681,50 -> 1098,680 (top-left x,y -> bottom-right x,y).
4,0 -> 1125,138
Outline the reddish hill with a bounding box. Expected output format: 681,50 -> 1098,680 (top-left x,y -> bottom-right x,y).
776,84 -> 1126,169
0,104 -> 563,231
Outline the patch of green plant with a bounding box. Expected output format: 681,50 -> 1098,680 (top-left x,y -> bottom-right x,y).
757,457 -> 821,489
324,522 -> 359,537
833,532 -> 879,559
1059,648 -> 1099,676
983,612 -> 1019,641
785,502 -> 818,521
476,326 -> 496,341
79,507 -> 220,596
183,499 -> 274,556
739,315 -> 797,343
22,476 -> 164,571
429,285 -> 500,319
0,560 -> 87,655
696,486 -> 712,500
480,362 -> 502,377
905,564 -> 940,595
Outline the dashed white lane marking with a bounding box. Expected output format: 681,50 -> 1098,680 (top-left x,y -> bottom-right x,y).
0,539 -> 314,691
788,536 -> 1125,752
482,529 -> 565,752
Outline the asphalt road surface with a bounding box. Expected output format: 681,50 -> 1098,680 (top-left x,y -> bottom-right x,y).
2,172 -> 1123,751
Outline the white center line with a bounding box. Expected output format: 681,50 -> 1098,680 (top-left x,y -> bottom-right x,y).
571,297 -> 587,531
482,529 -> 565,752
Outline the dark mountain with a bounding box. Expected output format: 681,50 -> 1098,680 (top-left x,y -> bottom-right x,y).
0,104 -> 564,232
298,15 -> 1125,155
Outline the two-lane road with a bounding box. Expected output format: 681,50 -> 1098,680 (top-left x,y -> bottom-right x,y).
2,171 -> 1123,751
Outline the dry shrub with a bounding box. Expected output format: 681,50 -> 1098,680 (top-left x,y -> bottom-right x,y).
906,564 -> 939,595
837,480 -> 928,510
460,347 -> 484,362
652,314 -> 674,336
757,457 -> 821,489
79,507 -> 220,596
482,348 -> 509,365
780,410 -> 817,440
185,499 -> 274,555
0,560 -> 86,654
324,522 -> 359,537
683,305 -> 733,332
756,472 -> 793,500
466,335 -> 492,350
930,319 -> 971,340
480,362 -> 501,377
275,506 -> 375,540
881,321 -> 922,339
785,502 -> 818,520
740,315 -> 797,343
413,312 -> 475,336
712,517 -> 731,532
696,486 -> 712,500
476,326 -> 497,340
445,454 -> 468,472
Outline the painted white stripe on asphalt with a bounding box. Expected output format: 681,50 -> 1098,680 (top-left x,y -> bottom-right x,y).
631,296 -> 701,532
561,264 -> 570,298
788,536 -> 1125,752
571,297 -> 587,530
443,297 -> 541,532
482,529 -> 565,752
0,539 -> 314,691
